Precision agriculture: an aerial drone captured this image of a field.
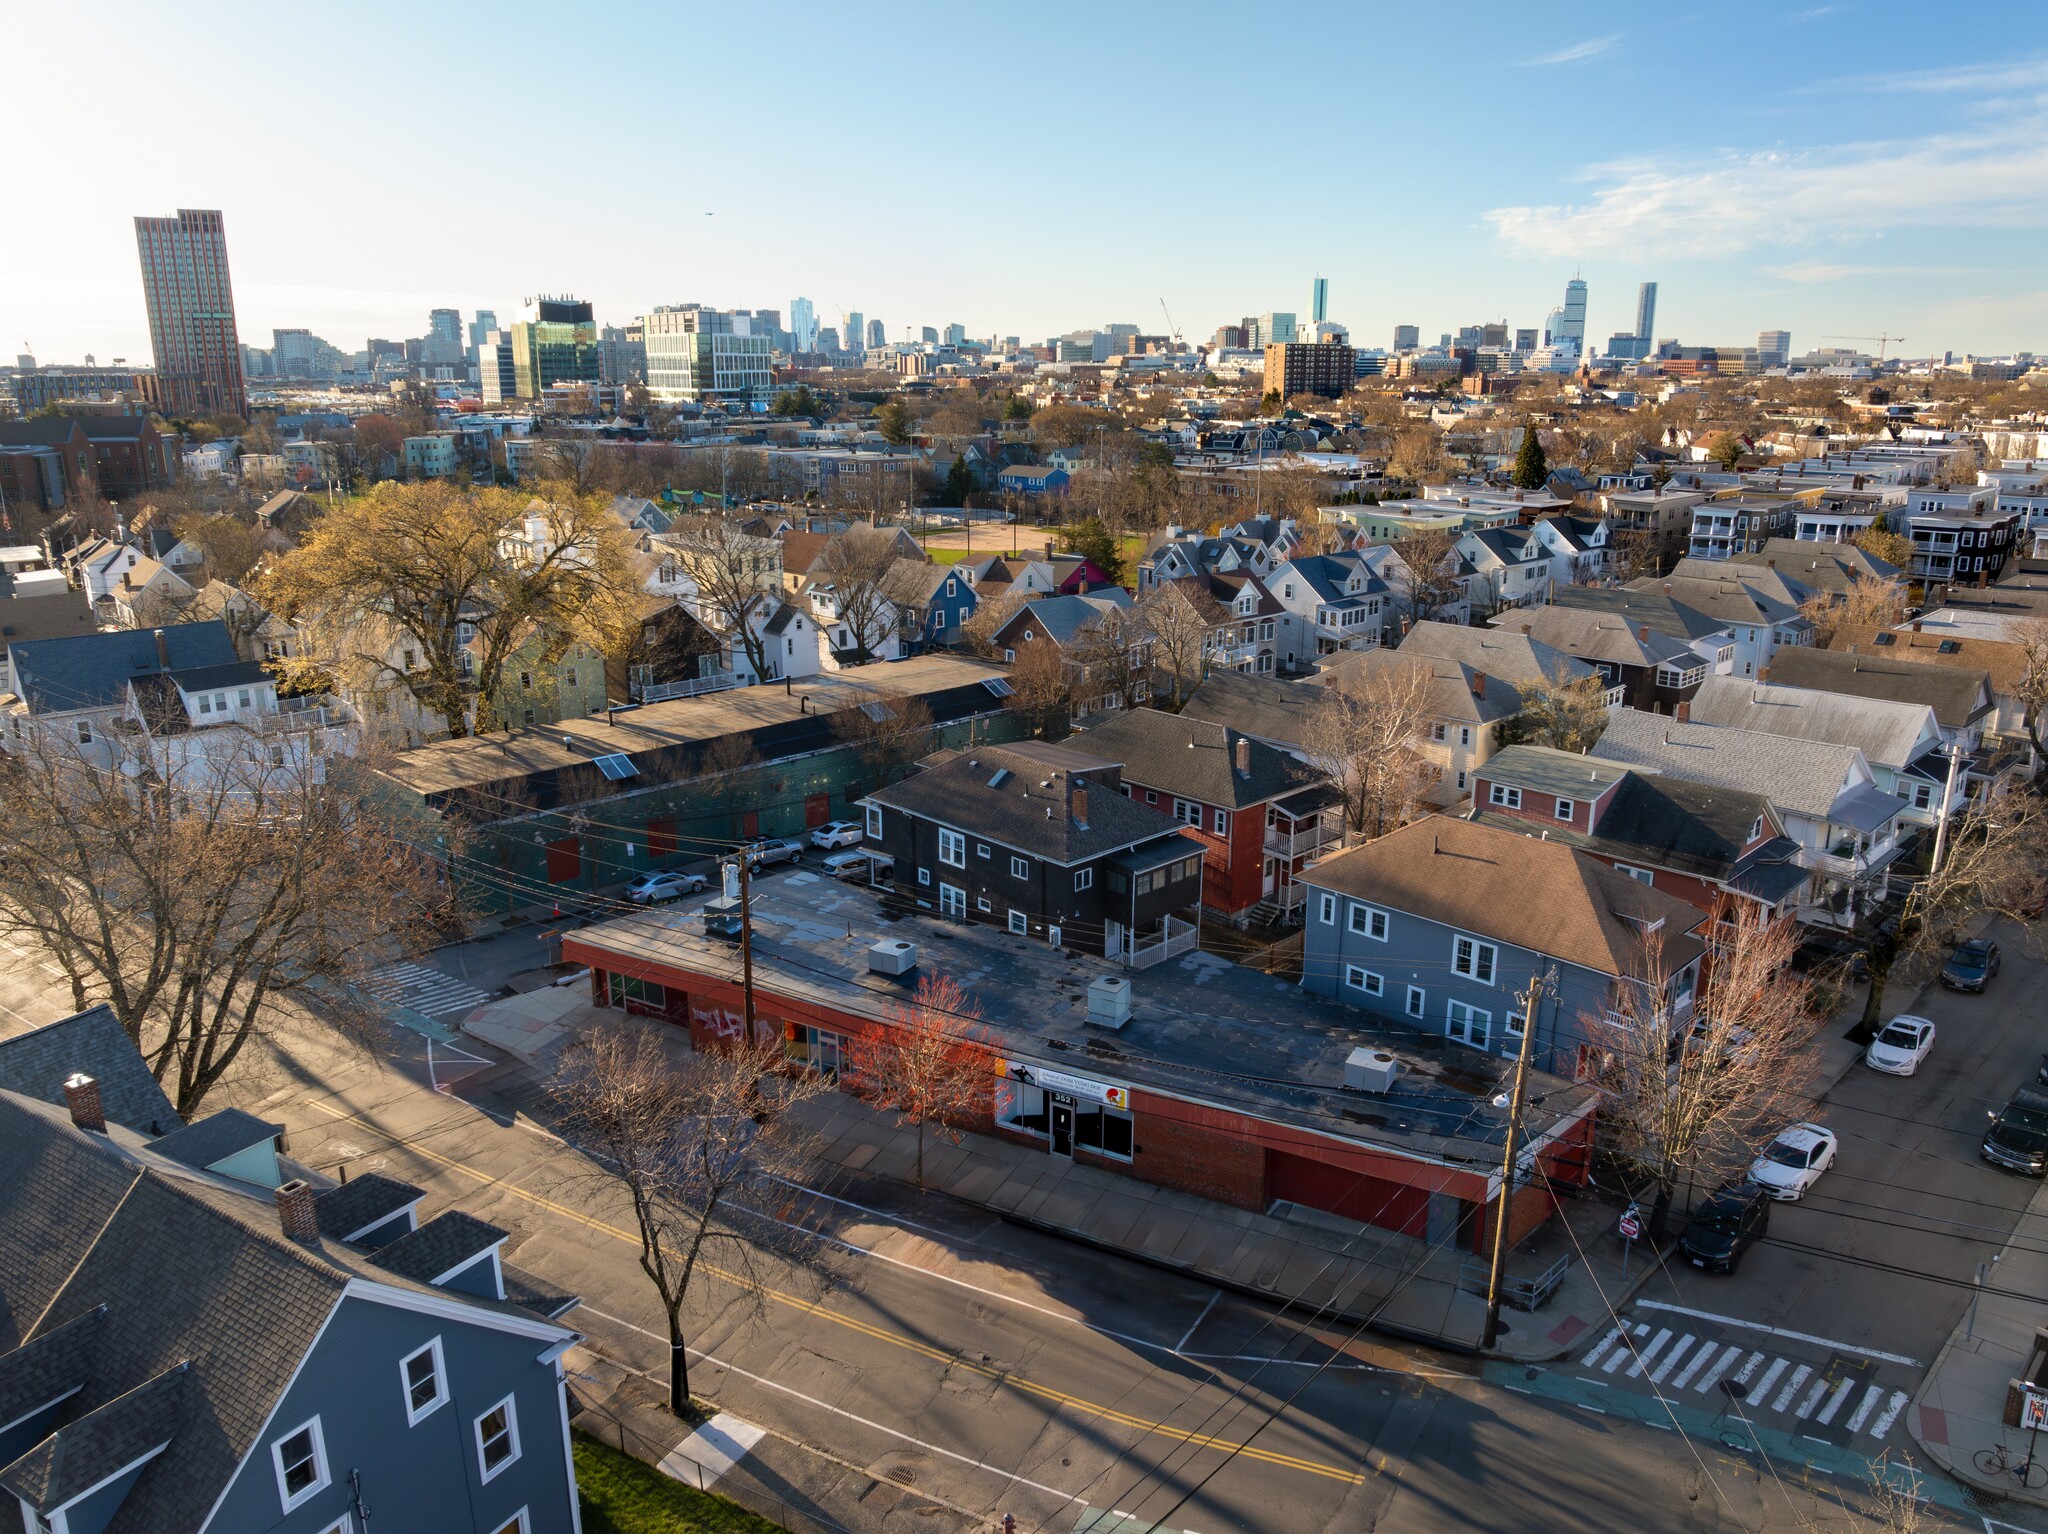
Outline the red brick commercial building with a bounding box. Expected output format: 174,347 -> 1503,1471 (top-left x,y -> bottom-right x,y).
561,875 -> 1596,1255
1263,342 -> 1356,401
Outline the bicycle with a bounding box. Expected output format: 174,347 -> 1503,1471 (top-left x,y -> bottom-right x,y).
1973,1443 -> 2048,1489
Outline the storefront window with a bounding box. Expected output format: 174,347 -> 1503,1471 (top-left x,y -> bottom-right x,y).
995,1079 -> 1049,1136
784,1024 -> 847,1077
606,974 -> 666,1007
1074,1102 -> 1135,1160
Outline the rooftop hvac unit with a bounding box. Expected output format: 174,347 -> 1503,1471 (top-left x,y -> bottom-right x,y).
867,939 -> 918,977
1343,1048 -> 1402,1094
1086,974 -> 1131,1029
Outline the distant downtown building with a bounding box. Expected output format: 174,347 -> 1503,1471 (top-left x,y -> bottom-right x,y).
1393,324 -> 1420,352
1311,276 -> 1328,325
790,297 -> 818,352
133,208 -> 246,417
1635,282 -> 1657,344
642,306 -> 774,404
510,296 -> 600,398
1264,341 -> 1356,400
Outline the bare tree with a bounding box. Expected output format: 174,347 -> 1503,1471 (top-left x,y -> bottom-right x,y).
1584,902 -> 1819,1230
1390,527 -> 1467,625
1798,573 -> 1906,648
1007,640 -> 1076,738
1068,602 -> 1153,714
2009,618 -> 2048,764
660,515 -> 782,683
1860,798 -> 2046,1029
0,728 -> 445,1117
829,691 -> 935,792
1303,659 -> 1437,840
1498,666 -> 1614,753
1139,584 -> 1211,708
551,1027 -> 832,1414
813,526 -> 909,659
846,973 -> 993,1192
958,589 -> 1026,659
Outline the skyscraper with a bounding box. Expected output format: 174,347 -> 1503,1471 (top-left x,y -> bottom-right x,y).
1556,278 -> 1588,350
865,318 -> 886,349
1311,277 -> 1328,325
1393,324 -> 1420,351
1634,282 -> 1658,346
509,296 -> 599,398
134,208 -> 246,417
1755,330 -> 1792,369
469,310 -> 499,349
843,312 -> 864,356
790,297 -> 817,352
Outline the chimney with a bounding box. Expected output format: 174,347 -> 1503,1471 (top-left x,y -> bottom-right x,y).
1235,737 -> 1251,776
275,1179 -> 320,1244
1675,701 -> 1691,722
1520,622 -> 1532,635
152,628 -> 169,669
1662,583 -> 1672,595
63,1073 -> 104,1133
1757,667 -> 1769,682
1767,558 -> 1776,570
1979,570 -> 1989,589
1071,785 -> 1088,828
1637,624 -> 1649,642
1471,670 -> 1487,699
1911,619 -> 1922,632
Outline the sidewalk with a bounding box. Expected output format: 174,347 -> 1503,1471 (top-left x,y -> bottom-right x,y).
1909,1163 -> 2048,1507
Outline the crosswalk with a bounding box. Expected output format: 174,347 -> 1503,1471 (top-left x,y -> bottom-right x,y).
1578,1321 -> 1909,1443
364,962 -> 497,1020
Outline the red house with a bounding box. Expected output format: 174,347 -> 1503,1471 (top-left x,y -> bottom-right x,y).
1073,706 -> 1332,922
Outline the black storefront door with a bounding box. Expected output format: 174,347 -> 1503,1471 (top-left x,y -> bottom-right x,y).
1050,1097 -> 1075,1157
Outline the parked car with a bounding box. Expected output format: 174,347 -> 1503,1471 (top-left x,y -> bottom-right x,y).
810,821 -> 865,850
744,837 -> 805,870
1983,1088 -> 2048,1177
821,849 -> 894,882
624,869 -> 707,904
1748,1123 -> 1838,1201
1940,939 -> 2002,992
1678,1181 -> 1772,1273
1865,1015 -> 1937,1076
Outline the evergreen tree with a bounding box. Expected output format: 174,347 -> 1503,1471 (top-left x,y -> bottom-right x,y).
1510,425 -> 1548,490
944,456 -> 974,507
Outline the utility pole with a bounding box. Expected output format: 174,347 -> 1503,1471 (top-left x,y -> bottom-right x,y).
1929,738 -> 1966,874
735,852 -> 759,1040
1483,972 -> 1550,1351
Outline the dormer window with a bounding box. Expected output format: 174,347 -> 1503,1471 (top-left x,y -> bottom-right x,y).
1750,816 -> 1764,842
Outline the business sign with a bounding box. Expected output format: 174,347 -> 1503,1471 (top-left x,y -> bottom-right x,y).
2023,1388 -> 2048,1432
997,1059 -> 1130,1110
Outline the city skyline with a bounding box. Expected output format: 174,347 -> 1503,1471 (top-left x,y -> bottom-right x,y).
5,1 -> 2047,366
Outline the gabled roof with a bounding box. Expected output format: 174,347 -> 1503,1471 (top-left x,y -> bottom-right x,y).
1395,619 -> 1596,687
1824,625 -> 2021,706
1,1361 -> 191,1519
0,1005 -> 180,1135
1073,708 -> 1319,809
990,589 -> 1132,648
1317,646 -> 1524,725
865,741 -> 1184,864
1592,708 -> 1885,821
1275,551 -> 1387,604
313,1173 -> 424,1241
147,1109 -> 282,1176
1303,816 -> 1707,980
1549,586 -> 1736,645
1493,605 -> 1697,669
1179,670 -> 1325,753
1688,675 -> 1939,772
8,621 -> 240,715
371,1210 -> 508,1286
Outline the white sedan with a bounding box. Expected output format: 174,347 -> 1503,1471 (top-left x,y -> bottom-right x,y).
810,821 -> 865,849
1865,1014 -> 1936,1076
1749,1122 -> 1839,1200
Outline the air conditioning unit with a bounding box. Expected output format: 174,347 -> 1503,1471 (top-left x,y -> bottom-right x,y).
1343,1047 -> 1402,1094
1086,974 -> 1131,1029
867,939 -> 918,977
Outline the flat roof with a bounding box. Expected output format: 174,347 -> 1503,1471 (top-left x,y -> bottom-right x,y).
565,869 -> 1594,1169
376,653 -> 1012,799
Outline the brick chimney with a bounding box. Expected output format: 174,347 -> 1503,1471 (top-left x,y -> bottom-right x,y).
1235,737 -> 1251,776
152,628 -> 169,669
1675,701 -> 1691,722
1070,784 -> 1089,828
275,1179 -> 320,1244
1471,670 -> 1487,699
63,1073 -> 104,1133
1912,618 -> 1923,632
1637,624 -> 1649,642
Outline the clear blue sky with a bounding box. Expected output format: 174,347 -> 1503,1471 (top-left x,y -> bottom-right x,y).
6,0 -> 2045,366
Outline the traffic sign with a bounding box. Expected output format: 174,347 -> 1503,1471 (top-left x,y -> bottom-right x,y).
1619,1212 -> 1643,1241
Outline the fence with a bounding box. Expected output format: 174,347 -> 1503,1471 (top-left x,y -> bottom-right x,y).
636,671 -> 741,704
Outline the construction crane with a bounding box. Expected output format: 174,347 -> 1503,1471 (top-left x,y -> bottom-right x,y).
1159,298 -> 1183,347
1824,333 -> 1905,361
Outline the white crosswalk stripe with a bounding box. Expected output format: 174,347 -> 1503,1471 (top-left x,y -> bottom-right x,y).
1650,1335 -> 1696,1385
1675,1341 -> 1729,1390
1771,1363 -> 1812,1414
1602,1324 -> 1650,1374
1845,1384 -> 1885,1433
1793,1374 -> 1832,1419
1815,1378 -> 1857,1425
1691,1344 -> 1743,1393
365,962 -> 495,1019
1870,1390 -> 1909,1439
1748,1358 -> 1789,1405
1580,1327 -> 1626,1371
1626,1329 -> 1673,1377
1734,1351 -> 1769,1387
1583,1321 -> 1904,1441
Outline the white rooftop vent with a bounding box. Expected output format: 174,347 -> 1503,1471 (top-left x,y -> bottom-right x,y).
867,939 -> 918,977
1343,1048 -> 1402,1094
1086,975 -> 1131,1029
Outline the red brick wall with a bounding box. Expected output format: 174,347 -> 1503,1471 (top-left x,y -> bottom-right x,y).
1125,1092 -> 1267,1208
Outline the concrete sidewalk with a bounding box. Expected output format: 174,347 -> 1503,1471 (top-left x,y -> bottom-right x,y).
1909,1163 -> 2048,1507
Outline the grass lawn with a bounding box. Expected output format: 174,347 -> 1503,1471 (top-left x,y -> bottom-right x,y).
575,1432 -> 788,1534
926,546 -> 973,564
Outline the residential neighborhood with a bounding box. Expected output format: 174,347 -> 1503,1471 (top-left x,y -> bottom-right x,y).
7,8 -> 2048,1532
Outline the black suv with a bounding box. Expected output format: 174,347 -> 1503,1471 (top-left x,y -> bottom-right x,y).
1983,1087 -> 2048,1177
1679,1182 -> 1771,1274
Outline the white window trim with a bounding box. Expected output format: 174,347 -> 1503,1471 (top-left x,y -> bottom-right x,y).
1487,783 -> 1522,809
1074,867 -> 1094,891
272,1416 -> 331,1513
401,1337 -> 448,1426
1347,902 -> 1389,941
1345,965 -> 1384,997
1614,863 -> 1654,885
938,828 -> 965,868
1317,891 -> 1336,925
865,803 -> 882,837
1452,934 -> 1498,985
1010,855 -> 1029,879
1213,808 -> 1229,835
1554,798 -> 1575,823
488,1510 -> 529,1534
1007,908 -> 1027,935
1405,984 -> 1426,1018
475,1394 -> 522,1484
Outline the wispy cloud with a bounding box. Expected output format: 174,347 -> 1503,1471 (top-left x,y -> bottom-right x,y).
1521,34 -> 1621,67
1485,119 -> 2048,259
1807,55 -> 2048,95
1764,261 -> 1913,282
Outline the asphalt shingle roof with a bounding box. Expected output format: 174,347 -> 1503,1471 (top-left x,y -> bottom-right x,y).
1793,640 -> 2000,727
1303,816 -> 1708,980
1592,708 -> 1881,821
1179,670 -> 1325,754
370,1210 -> 509,1286
1395,620 -> 1596,687
313,1173 -> 424,1241
1689,675 -> 1938,772
992,590 -> 1131,648
1073,708 -> 1318,809
0,1306 -> 106,1434
866,741 -> 1187,864
147,1110 -> 282,1176
0,1006 -> 180,1137
1,1362 -> 190,1516
1493,605 -> 1698,670
8,622 -> 239,715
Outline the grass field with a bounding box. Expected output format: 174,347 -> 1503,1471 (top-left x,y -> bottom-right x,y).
575,1432 -> 788,1534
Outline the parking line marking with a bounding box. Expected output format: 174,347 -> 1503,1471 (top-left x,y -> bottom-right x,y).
1816,1378 -> 1857,1425
1870,1391 -> 1909,1439
1794,1375 -> 1831,1419
1750,1358 -> 1789,1406
1651,1336 -> 1696,1384
1635,1302 -> 1919,1367
1694,1346 -> 1743,1394
1845,1385 -> 1883,1433
1627,1329 -> 1673,1377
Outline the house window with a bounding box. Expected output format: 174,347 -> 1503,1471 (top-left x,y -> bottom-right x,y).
976,896 -> 992,912
1614,864 -> 1654,885
1345,965 -> 1384,997
1213,808 -> 1229,835
1430,722 -> 1448,742
1008,909 -> 1027,935
401,1338 -> 448,1425
1406,985 -> 1426,1018
1075,867 -> 1094,891
1317,892 -> 1337,925
1458,726 -> 1472,747
1452,935 -> 1498,985
1555,798 -> 1575,823
940,883 -> 965,918
1003,648 -> 1016,663
1487,783 -> 1522,809
1145,790 -> 1158,805
238,689 -> 252,708
273,1418 -> 330,1511
475,1396 -> 521,1482
1446,999 -> 1492,1049
977,843 -> 991,858
865,804 -> 883,838
198,693 -> 213,714
1010,855 -> 1029,879
1348,903 -> 1389,941
1174,799 -> 1202,826
1911,782 -> 1934,810
564,667 -> 577,688
1749,816 -> 1765,841
938,829 -> 965,867
917,866 -> 932,886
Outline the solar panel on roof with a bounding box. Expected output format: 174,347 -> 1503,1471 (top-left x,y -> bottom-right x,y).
591,753 -> 638,780
982,677 -> 1014,697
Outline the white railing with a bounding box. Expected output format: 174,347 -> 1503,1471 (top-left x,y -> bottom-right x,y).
1127,914 -> 1199,970
1265,821 -> 1337,859
255,698 -> 353,734
636,672 -> 740,703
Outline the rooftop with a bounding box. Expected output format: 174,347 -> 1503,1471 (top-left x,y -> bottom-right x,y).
564,869 -> 1594,1167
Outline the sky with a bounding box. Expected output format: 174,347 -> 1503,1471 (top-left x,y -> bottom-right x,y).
6,1 -> 2048,368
